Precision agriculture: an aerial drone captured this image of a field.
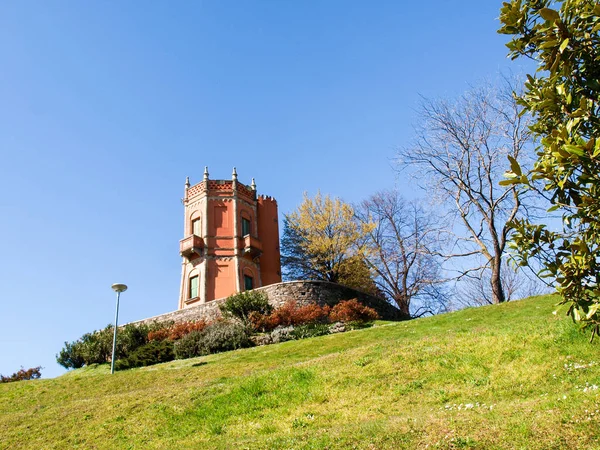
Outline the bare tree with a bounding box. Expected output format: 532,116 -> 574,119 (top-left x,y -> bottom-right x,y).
455,260 -> 552,308
397,80 -> 533,304
355,190 -> 447,319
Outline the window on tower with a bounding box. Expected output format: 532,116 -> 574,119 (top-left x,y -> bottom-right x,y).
244,275 -> 253,291
192,218 -> 201,236
242,217 -> 251,236
189,275 -> 199,299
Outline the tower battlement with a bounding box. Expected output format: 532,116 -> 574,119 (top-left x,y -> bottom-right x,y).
178,167 -> 282,309
257,194 -> 277,204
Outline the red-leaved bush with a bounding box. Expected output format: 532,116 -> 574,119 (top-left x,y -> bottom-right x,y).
148,320 -> 208,342
329,299 -> 379,323
249,300 -> 330,332
147,327 -> 170,342
274,301 -> 331,327
1,366 -> 42,383
247,311 -> 277,332
169,320 -> 208,340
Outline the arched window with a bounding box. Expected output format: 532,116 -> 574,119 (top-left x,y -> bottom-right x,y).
189,275 -> 199,299
190,211 -> 201,237
244,274 -> 253,291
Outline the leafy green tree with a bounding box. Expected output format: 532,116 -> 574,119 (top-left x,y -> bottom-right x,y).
281,192 -> 377,293
336,254 -> 381,297
499,1 -> 600,336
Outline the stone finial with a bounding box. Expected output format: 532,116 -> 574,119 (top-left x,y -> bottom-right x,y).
183,176 -> 191,203
232,167 -> 238,181
251,178 -> 257,191
203,166 -> 209,182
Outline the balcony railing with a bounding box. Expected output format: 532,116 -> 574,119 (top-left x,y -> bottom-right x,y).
180,235 -> 204,260
243,235 -> 262,258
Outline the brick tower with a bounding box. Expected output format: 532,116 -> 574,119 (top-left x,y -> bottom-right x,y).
178,167 -> 281,309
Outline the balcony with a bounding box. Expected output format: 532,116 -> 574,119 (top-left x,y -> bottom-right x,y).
243,235 -> 262,259
180,235 -> 204,260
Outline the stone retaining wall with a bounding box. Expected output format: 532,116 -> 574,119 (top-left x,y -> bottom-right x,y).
257,281 -> 402,320
131,281 -> 402,326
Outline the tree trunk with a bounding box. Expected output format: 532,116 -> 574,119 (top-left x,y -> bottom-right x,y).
394,295 -> 412,320
490,258 -> 506,304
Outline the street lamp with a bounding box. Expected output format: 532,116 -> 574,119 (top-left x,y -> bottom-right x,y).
110,283 -> 128,374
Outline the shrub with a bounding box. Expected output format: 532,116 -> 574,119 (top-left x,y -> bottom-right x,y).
249,300 -> 330,332
148,320 -> 208,342
174,321 -> 252,359
145,321 -> 173,342
219,290 -> 272,323
248,310 -> 279,332
281,301 -> 330,326
291,323 -> 331,340
114,340 -> 175,371
147,327 -> 171,342
117,323 -> 150,359
77,327 -> 114,366
169,320 -> 208,340
1,366 -> 42,383
173,330 -> 204,360
56,329 -> 111,369
57,322 -> 153,370
56,341 -> 86,369
201,321 -> 252,354
329,299 -> 379,324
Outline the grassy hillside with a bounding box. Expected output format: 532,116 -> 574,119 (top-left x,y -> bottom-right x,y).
2,295 -> 600,449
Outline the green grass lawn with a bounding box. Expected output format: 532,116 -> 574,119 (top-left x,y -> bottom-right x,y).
2,295 -> 600,449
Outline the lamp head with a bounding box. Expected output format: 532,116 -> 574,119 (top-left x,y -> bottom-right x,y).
111,283 -> 128,293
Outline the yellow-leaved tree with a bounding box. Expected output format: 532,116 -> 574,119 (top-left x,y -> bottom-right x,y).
281,192 -> 378,295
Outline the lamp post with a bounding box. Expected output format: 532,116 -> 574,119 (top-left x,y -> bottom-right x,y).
110,283 -> 128,374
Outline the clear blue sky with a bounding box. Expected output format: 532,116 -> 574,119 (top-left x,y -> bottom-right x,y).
0,1 -> 532,378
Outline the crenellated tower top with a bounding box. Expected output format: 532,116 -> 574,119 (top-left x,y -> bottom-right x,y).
183,167 -> 276,205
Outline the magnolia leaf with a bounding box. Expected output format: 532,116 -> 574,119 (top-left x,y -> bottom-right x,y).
539,8 -> 560,21
586,304 -> 600,320
564,145 -> 585,157
539,39 -> 559,49
507,155 -> 522,176
559,38 -> 570,53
